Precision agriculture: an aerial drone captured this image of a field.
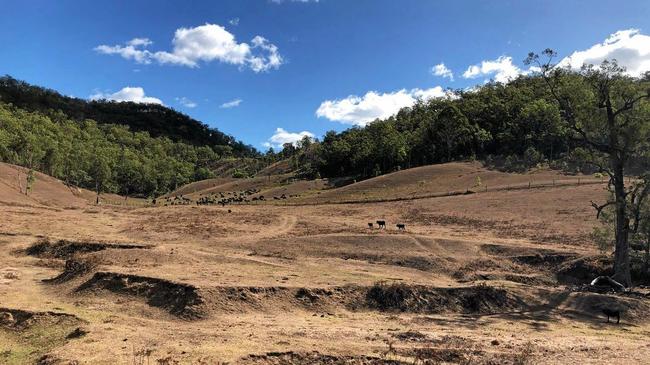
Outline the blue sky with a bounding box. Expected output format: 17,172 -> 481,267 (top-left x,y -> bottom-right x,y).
1,0 -> 650,150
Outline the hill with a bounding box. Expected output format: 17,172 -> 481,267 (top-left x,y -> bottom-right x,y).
0,162 -> 144,209
0,75 -> 256,156
0,162 -> 89,208
168,161 -> 601,206
296,161 -> 599,204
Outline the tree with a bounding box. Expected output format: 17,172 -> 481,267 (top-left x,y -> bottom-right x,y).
89,153 -> 112,200
526,50 -> 650,286
25,169 -> 35,196
638,198 -> 650,274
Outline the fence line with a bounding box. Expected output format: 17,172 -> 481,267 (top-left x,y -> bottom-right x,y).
81,177 -> 608,208
276,178 -> 607,206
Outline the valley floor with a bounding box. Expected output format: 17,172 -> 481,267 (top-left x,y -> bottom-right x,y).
1,181 -> 649,364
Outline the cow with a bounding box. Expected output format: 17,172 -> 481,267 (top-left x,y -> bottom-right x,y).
602,308 -> 620,324
368,223 -> 374,229
396,223 -> 406,231
376,220 -> 386,229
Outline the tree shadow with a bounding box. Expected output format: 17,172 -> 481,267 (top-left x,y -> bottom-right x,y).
411,288 -> 643,332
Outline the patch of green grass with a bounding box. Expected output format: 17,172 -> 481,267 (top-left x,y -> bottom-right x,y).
0,316 -> 81,364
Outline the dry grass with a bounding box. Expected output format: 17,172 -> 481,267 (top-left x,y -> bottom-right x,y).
1,161 -> 649,364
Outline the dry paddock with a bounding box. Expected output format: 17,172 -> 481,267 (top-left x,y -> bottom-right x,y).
3,183 -> 650,364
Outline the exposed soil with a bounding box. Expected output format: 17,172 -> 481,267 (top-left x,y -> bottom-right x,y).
363,283 -> 524,314
26,238 -> 150,259
75,272 -> 205,319
0,308 -> 82,332
0,308 -> 85,364
43,258 -> 98,283
239,351 -> 404,365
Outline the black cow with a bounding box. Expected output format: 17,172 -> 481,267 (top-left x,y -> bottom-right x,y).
368,223 -> 374,228
376,220 -> 386,229
602,308 -> 620,324
396,223 -> 406,231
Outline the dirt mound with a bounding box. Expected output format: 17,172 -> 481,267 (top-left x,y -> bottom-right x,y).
76,272 -> 205,319
341,252 -> 450,273
364,283 -> 523,314
452,258 -> 529,282
556,256 -> 612,284
203,286 -> 347,313
561,291 -> 650,322
240,351 -> 404,364
512,253 -> 577,268
26,238 -> 150,259
472,273 -> 554,286
0,308 -> 82,331
0,308 -> 85,364
43,258 -> 98,283
481,243 -> 559,257
192,284 -> 527,315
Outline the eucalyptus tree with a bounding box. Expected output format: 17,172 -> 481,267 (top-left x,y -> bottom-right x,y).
526,49 -> 650,286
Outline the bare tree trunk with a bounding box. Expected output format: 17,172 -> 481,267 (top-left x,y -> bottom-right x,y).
612,157 -> 632,286
644,232 -> 650,275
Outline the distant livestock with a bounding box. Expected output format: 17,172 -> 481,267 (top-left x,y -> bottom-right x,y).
396,223 -> 405,231
368,223 -> 374,228
376,220 -> 386,229
602,308 -> 620,324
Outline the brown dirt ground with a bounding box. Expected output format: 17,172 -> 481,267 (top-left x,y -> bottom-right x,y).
2,162 -> 649,364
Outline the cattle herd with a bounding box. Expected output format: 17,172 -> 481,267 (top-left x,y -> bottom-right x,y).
368,220 -> 406,231
157,189 -> 304,207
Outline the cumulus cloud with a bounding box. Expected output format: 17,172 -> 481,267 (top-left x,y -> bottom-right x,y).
229,18 -> 240,26
95,23 -> 283,72
461,56 -> 537,83
431,63 -> 454,80
316,87 -> 449,126
263,128 -> 315,149
127,38 -> 152,47
175,97 -> 197,108
220,99 -> 243,108
90,87 -> 163,105
559,29 -> 650,76
95,43 -> 153,64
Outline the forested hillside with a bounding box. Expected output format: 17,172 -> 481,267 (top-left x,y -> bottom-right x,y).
0,103 -> 221,196
0,76 -> 256,157
271,71 -> 647,179
310,76 -> 572,178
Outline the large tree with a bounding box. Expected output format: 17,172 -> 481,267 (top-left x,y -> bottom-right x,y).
526,49 -> 650,286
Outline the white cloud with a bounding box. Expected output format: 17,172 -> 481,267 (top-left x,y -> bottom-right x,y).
95,23 -> 283,72
175,97 -> 197,108
127,38 -> 152,47
263,128 -> 314,149
220,99 -> 243,108
229,17 -> 240,26
559,29 -> 650,76
90,87 -> 163,105
249,36 -> 283,72
316,87 -> 450,126
431,63 -> 454,80
462,56 -> 536,83
94,43 -> 153,64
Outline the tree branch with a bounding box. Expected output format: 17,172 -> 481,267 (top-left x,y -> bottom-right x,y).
591,200 -> 615,219
613,93 -> 650,118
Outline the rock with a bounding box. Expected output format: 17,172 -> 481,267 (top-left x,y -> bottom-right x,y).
0,311 -> 14,326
